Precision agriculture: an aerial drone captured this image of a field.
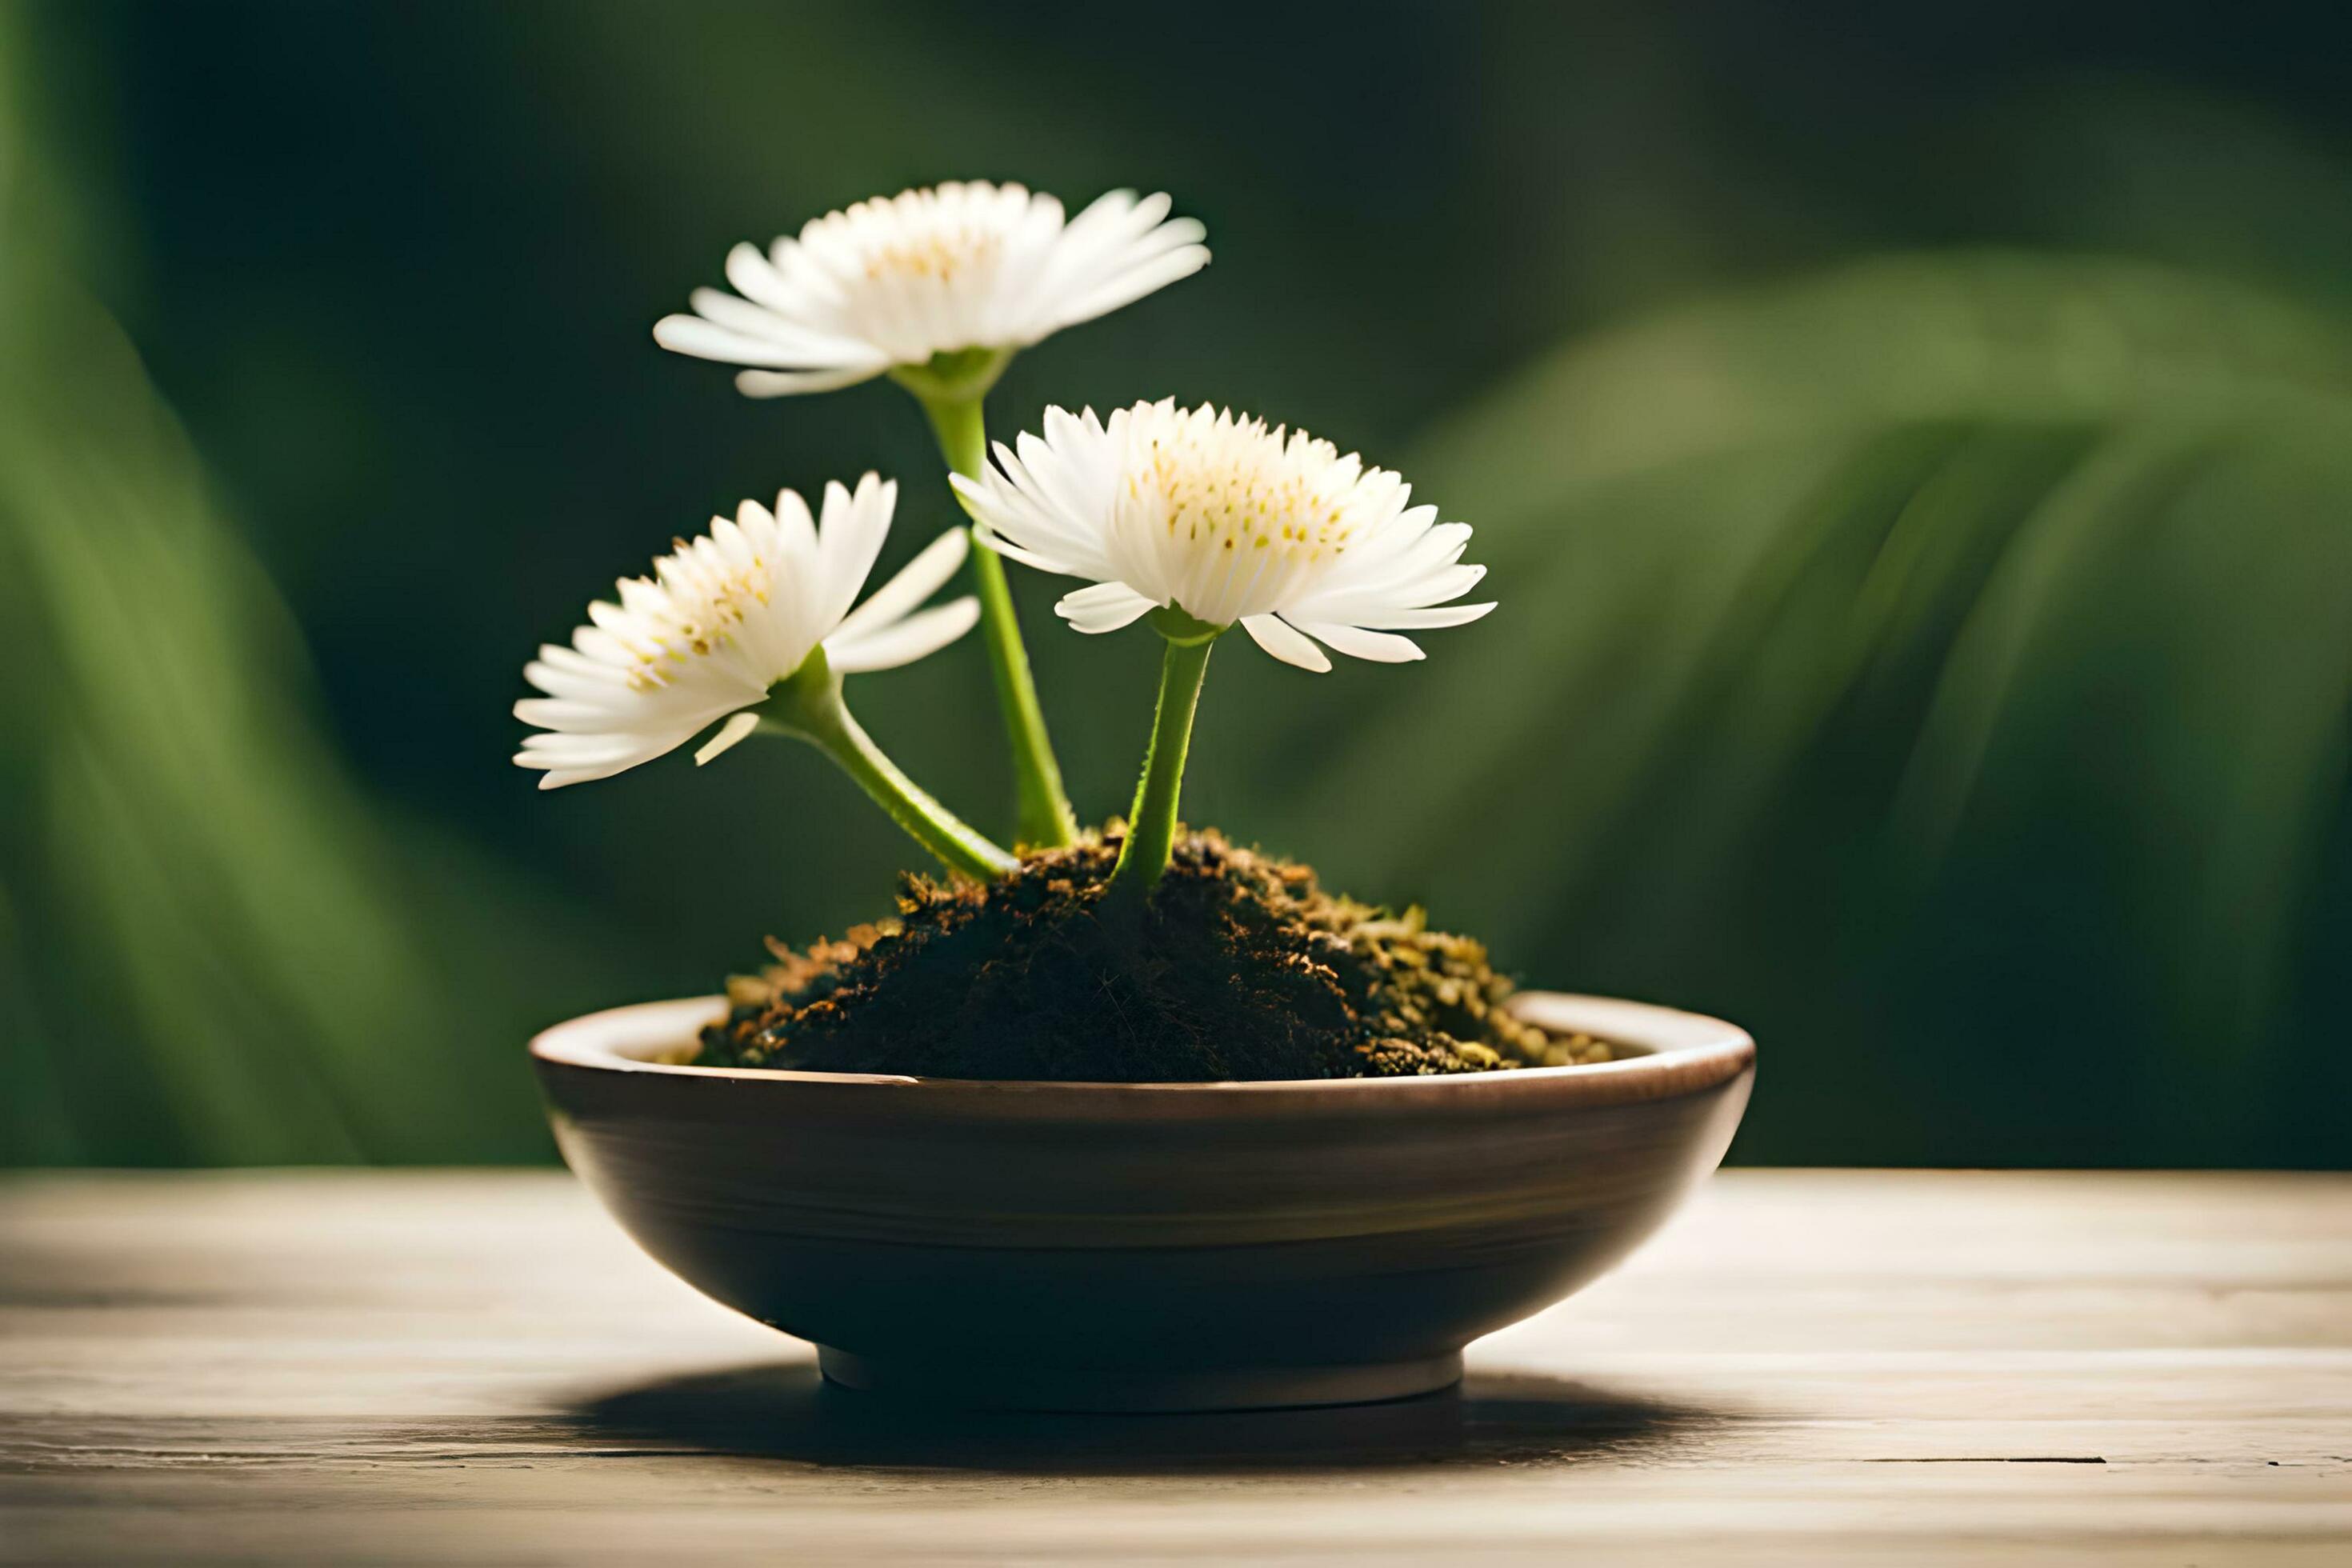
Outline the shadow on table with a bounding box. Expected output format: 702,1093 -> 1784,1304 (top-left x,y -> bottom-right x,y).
567,1359 -> 1723,1473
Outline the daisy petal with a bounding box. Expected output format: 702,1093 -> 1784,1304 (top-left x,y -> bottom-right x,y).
827,597 -> 980,673
735,365 -> 887,397
1055,582 -> 1158,634
831,527 -> 969,645
1290,622 -> 1425,662
1241,614 -> 1333,673
693,710 -> 764,766
1354,602 -> 1497,630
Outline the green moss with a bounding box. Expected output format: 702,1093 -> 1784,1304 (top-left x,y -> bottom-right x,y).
698,830 -> 1614,1081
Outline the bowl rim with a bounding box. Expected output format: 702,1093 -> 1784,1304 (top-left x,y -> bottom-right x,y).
530,991 -> 1754,1110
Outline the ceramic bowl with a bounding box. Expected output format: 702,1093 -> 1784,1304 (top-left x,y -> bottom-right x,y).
532,993 -> 1754,1412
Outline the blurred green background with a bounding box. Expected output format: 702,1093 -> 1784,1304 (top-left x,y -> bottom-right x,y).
4,1 -> 2349,1167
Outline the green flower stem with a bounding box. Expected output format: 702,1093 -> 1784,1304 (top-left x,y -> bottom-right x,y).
768,649 -> 1017,883
906,380 -> 1078,851
1108,610 -> 1223,897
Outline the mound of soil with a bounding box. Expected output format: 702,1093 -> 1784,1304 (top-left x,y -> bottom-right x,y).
698,830 -> 1613,1082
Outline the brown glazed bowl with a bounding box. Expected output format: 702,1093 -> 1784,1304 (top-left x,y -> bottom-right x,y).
532,993 -> 1754,1413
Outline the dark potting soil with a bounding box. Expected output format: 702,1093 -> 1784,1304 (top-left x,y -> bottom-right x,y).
697,830 -> 1614,1082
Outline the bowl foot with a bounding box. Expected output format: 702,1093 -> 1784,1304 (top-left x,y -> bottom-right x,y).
814,1346 -> 1464,1413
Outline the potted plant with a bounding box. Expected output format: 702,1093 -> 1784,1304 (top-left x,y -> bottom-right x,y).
523,182 -> 1754,1411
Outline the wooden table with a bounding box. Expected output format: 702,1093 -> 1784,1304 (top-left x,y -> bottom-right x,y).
2,1171 -> 2345,1565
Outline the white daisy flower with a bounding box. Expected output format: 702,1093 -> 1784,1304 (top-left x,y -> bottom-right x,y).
950,401 -> 1496,672
514,474 -> 977,789
652,182 -> 1210,396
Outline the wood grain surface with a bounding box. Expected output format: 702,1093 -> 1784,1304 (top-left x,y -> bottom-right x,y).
2,1170 -> 2346,1565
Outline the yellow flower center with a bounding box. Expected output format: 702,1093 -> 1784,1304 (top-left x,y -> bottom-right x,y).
834,190 -> 1008,288
1135,410 -> 1359,563
615,542 -> 771,692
